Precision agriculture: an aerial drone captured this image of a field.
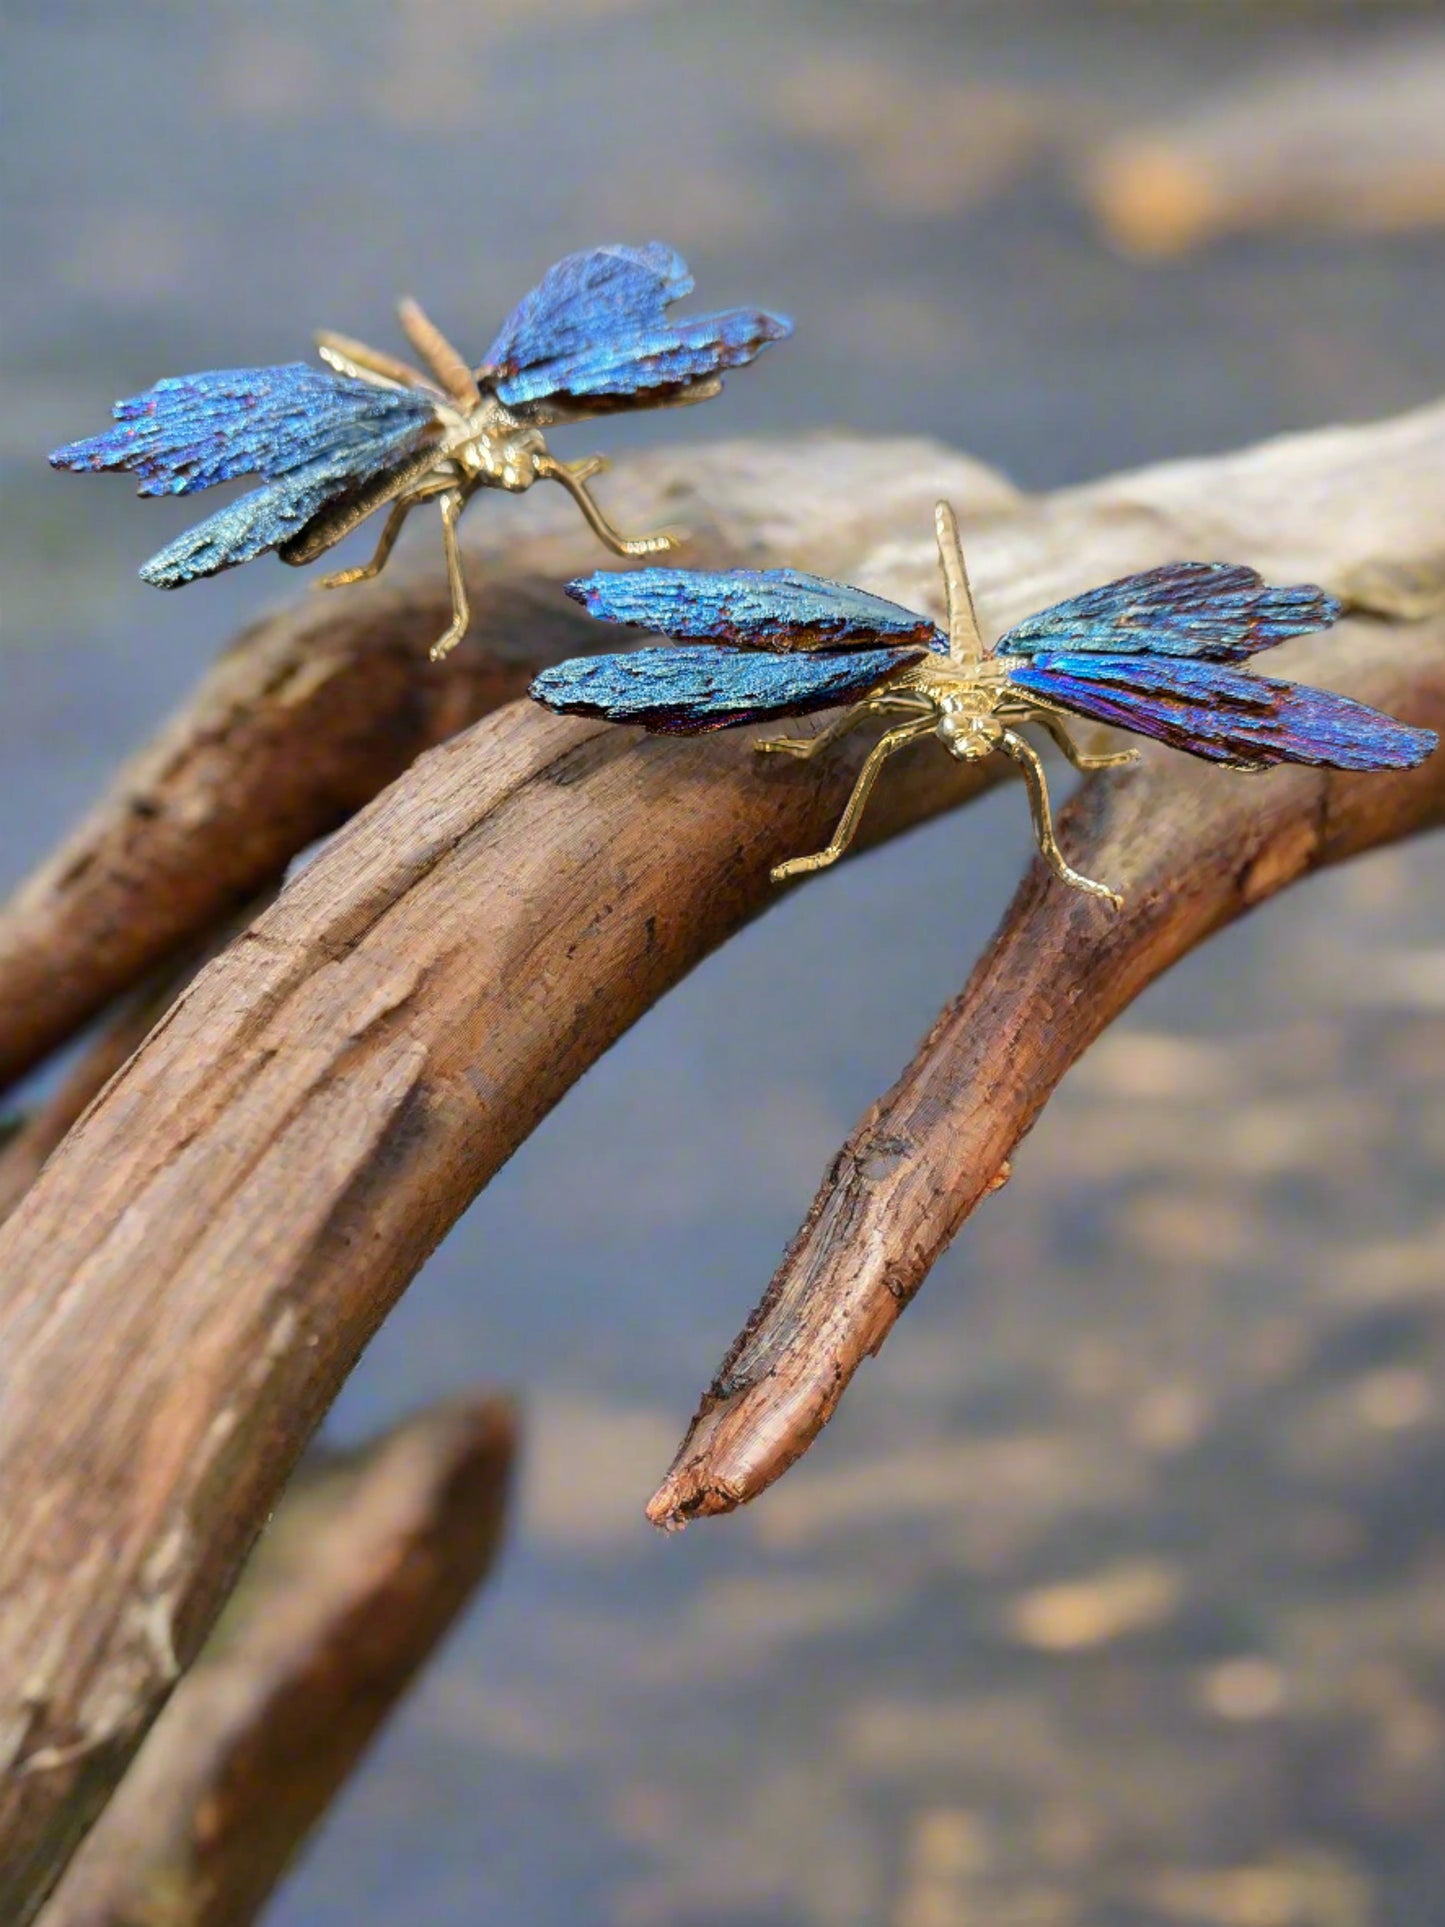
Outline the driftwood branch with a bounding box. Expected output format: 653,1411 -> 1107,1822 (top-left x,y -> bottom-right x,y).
39,1393 -> 515,1927
0,439 -> 1014,1093
0,900 -> 273,1225
0,977 -> 178,1226
0,407 -> 1440,1917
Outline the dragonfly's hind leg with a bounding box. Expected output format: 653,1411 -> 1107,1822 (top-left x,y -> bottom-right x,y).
535,454 -> 679,558
772,717 -> 934,883
1031,711 -> 1139,772
998,728 -> 1123,907
316,499 -> 414,591
429,490 -> 472,661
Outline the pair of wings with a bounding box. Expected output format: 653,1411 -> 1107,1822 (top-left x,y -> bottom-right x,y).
532,562 -> 1435,773
48,243 -> 791,587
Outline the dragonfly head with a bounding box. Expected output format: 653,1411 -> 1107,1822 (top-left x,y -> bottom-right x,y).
457,413 -> 550,492
935,702 -> 1000,762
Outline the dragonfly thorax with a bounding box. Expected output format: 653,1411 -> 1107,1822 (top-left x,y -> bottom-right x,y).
884,657 -> 1009,758
448,399 -> 550,493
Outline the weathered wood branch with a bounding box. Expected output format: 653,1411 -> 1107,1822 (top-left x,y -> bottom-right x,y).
646,616 -> 1445,1526
0,553 -> 589,1092
0,407 -> 1439,1917
39,1393 -> 516,1927
0,438 -> 1014,1093
0,977 -> 178,1227
0,900 -> 273,1225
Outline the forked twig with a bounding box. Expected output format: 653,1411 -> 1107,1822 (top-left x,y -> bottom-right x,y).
646,618 -> 1445,1526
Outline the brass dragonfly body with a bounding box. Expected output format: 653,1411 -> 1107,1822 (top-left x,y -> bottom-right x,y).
300,299 -> 687,659
51,244 -> 791,662
755,505 -> 1136,901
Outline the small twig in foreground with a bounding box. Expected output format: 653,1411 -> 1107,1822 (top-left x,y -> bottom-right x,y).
39,1394 -> 516,1927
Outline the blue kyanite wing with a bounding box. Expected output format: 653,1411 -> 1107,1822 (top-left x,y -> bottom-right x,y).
530,643 -> 920,735
999,563 -> 1340,662
484,244 -> 693,372
50,363 -> 439,497
481,243 -> 791,411
136,451 -> 418,587
51,362 -> 443,584
565,568 -> 945,653
1006,653 -> 1436,770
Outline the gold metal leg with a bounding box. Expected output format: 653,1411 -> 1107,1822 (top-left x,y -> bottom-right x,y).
771,718 -> 934,883
999,728 -> 1122,906
1031,711 -> 1138,772
754,698 -> 905,762
429,491 -> 471,661
316,499 -> 413,591
564,455 -> 609,484
536,455 -> 679,557
315,331 -> 433,392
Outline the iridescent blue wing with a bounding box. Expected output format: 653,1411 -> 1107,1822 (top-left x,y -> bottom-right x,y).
136,445 -> 441,587
50,363 -> 440,496
1006,654 -> 1436,771
481,244 -> 791,415
50,362 -> 443,583
999,563 -> 1340,662
566,568 -> 945,654
531,644 -> 920,735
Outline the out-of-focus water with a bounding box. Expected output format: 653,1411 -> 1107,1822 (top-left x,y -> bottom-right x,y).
4,4 -> 1444,1922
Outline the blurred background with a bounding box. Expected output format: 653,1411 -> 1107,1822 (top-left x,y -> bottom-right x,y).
3,3 -> 1444,1922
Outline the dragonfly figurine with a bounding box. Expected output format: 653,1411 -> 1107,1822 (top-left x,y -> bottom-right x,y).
49,243 -> 791,660
532,502 -> 1436,905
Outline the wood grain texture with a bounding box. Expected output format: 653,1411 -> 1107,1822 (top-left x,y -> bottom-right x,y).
0,436 -> 1014,1093
0,407 -> 1440,1917
38,1395 -> 515,1927
0,900 -> 274,1226
0,558 -> 592,1092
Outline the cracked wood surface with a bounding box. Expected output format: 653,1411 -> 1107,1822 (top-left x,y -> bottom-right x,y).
0,407 -> 1441,1917
0,555 -> 597,1092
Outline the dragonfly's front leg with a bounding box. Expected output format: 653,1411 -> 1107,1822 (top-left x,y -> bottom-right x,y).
563,455 -> 608,485
429,490 -> 471,661
316,499 -> 414,591
772,718 -> 935,883
315,331 -> 433,392
754,695 -> 924,762
534,453 -> 678,558
998,728 -> 1123,906
1030,710 -> 1139,772
755,699 -> 881,763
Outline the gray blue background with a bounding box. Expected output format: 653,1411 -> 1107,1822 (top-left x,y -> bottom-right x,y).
4,4 -> 1443,1921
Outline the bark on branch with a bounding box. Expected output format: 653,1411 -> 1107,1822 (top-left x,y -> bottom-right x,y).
0,407 -> 1440,1918
0,439 -> 1014,1092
